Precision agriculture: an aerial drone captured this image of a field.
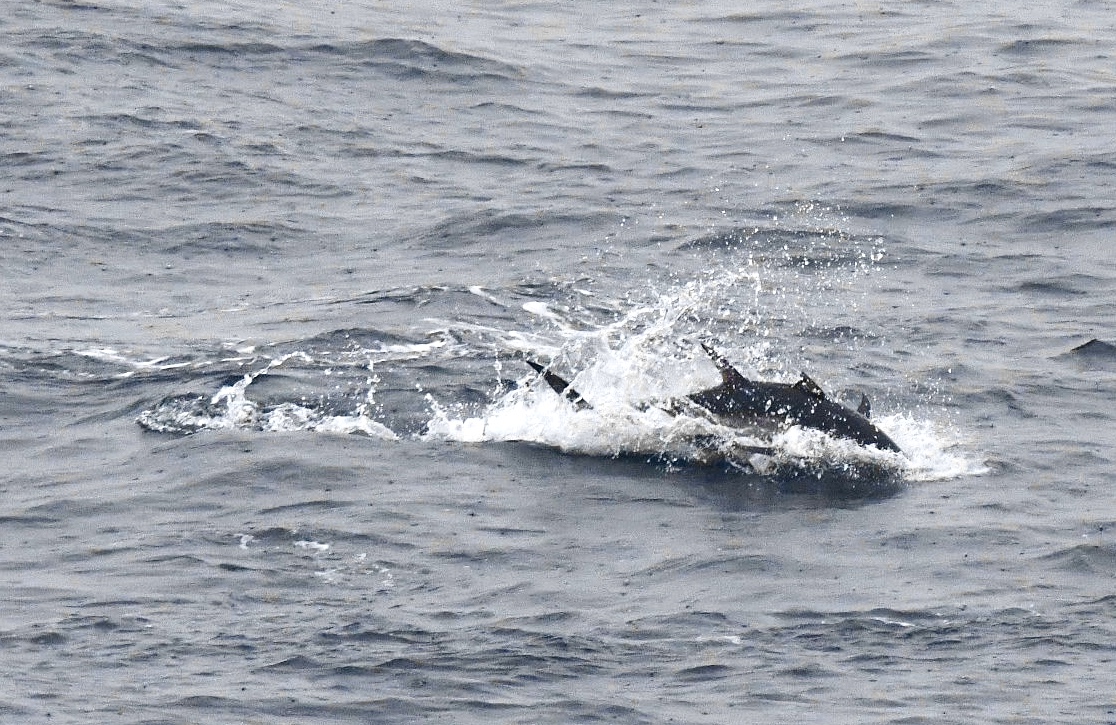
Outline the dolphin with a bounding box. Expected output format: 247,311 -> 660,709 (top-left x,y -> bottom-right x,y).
527,343 -> 902,454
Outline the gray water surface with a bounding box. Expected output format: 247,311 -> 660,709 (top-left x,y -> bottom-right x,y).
3,2 -> 1116,723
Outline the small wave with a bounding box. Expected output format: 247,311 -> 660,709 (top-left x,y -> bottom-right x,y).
152,36 -> 522,82
413,208 -> 616,251
1054,338 -> 1116,373
1061,338 -> 1116,360
136,352 -> 397,439
1036,543 -> 1116,575
1017,206 -> 1116,232
997,37 -> 1079,55
313,37 -> 520,77
676,222 -> 887,274
1010,279 -> 1091,297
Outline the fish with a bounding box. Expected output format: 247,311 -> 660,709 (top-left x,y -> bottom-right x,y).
527,343 -> 902,454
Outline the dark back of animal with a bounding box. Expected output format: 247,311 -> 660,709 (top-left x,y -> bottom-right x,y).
689,344 -> 901,453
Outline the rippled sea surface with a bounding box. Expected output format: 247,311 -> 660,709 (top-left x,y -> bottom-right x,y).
4,2 -> 1116,723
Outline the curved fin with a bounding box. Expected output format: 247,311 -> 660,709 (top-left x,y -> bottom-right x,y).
793,373 -> 827,399
526,360 -> 592,410
700,343 -> 752,387
857,393 -> 872,418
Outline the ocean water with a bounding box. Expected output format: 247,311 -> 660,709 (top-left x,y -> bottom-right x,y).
3,1 -> 1116,723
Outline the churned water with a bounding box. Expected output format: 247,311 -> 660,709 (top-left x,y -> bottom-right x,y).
3,1 -> 1116,723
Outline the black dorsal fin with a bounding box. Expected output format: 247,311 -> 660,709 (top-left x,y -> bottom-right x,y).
858,393 -> 872,418
700,343 -> 752,388
794,373 -> 827,399
526,359 -> 591,410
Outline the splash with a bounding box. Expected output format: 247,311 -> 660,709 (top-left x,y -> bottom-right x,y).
137,351 -> 398,439
127,217 -> 987,483
425,343 -> 983,481
877,413 -> 991,481
423,250 -> 985,482
425,343 -> 905,477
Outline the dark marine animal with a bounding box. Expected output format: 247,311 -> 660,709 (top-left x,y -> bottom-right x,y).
527,343 -> 902,454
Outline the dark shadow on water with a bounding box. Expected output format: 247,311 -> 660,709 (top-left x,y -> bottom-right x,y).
672,461 -> 905,511
492,442 -> 905,512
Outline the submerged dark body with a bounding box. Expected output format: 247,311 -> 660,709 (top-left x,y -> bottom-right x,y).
529,344 -> 902,454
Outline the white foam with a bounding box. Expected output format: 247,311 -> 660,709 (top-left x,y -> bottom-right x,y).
139,350 -> 399,439
426,325 -> 983,481
881,413 -> 991,481
468,285 -> 508,307
428,347 -> 760,466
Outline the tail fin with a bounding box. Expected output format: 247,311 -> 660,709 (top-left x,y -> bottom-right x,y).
526,360 -> 592,410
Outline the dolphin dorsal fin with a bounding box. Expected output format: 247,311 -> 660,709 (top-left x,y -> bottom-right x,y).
858,393 -> 871,418
794,373 -> 827,399
700,343 -> 751,388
